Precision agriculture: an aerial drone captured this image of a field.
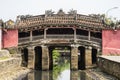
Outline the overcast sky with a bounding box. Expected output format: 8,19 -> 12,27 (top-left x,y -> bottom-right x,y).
0,0 -> 120,21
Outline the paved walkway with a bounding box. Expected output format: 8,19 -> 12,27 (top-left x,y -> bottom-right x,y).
100,56 -> 120,63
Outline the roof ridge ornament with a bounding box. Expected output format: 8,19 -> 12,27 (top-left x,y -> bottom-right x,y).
68,9 -> 77,15
57,9 -> 65,16
45,10 -> 54,17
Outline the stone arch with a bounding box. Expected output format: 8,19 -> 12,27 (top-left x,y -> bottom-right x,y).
78,46 -> 86,70
21,47 -> 28,67
34,46 -> 42,70
92,48 -> 97,64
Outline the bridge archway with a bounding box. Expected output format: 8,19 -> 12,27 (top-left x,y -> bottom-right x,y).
48,46 -> 71,70
22,48 -> 28,67
78,46 -> 86,70
92,48 -> 97,64
34,46 -> 42,70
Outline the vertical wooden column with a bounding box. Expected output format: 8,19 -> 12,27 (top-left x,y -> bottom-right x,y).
88,31 -> 91,40
27,46 -> 35,69
42,45 -> 49,70
71,44 -> 78,70
30,30 -> 33,41
85,47 -> 92,67
44,28 -> 48,39
73,28 -> 77,43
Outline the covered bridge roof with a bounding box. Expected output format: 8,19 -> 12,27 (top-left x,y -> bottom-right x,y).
15,9 -> 107,32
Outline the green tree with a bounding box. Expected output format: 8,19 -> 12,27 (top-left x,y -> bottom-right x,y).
52,49 -> 60,62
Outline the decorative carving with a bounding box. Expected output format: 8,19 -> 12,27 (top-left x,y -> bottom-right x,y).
57,9 -> 65,16
68,9 -> 77,15
19,15 -> 32,20
45,10 -> 54,17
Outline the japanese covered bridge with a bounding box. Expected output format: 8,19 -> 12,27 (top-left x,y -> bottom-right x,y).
1,9 -> 120,70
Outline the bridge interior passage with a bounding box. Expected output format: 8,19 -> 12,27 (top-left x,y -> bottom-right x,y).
32,29 -> 44,36
47,28 -> 74,34
18,27 -> 102,42
19,32 -> 30,38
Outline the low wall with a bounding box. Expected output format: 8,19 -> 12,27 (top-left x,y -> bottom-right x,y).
0,50 -> 21,73
0,58 -> 21,73
97,56 -> 120,79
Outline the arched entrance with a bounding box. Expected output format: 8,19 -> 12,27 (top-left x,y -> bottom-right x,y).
92,48 -> 97,64
22,48 -> 28,67
48,46 -> 71,70
78,46 -> 86,70
34,46 -> 42,70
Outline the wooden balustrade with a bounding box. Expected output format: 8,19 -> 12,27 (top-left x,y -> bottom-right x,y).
19,34 -> 101,44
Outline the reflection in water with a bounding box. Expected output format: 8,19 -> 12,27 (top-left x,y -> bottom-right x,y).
21,56 -> 91,80
57,70 -> 70,80
53,56 -> 70,80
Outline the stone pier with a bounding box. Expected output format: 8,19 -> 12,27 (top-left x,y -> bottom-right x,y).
71,45 -> 78,70
85,48 -> 92,67
42,45 -> 49,70
27,46 -> 35,69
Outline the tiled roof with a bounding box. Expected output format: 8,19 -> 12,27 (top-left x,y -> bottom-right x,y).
16,13 -> 105,30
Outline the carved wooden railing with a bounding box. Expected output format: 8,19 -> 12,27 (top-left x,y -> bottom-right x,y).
19,34 -> 101,44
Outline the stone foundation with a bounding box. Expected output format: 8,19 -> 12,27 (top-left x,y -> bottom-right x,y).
85,49 -> 92,67
0,50 -> 21,73
71,46 -> 78,70
0,58 -> 21,73
42,45 -> 49,70
27,46 -> 35,69
97,56 -> 120,79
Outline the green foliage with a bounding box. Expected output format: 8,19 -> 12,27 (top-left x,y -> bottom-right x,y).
52,49 -> 60,60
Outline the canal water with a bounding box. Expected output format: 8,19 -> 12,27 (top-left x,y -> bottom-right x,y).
20,56 -> 119,80
21,56 -> 94,80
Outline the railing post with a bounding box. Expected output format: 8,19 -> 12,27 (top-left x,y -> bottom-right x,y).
73,28 -> 77,42
44,28 -> 48,39
88,31 -> 91,40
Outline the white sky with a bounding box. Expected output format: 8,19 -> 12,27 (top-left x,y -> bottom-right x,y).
0,0 -> 120,21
